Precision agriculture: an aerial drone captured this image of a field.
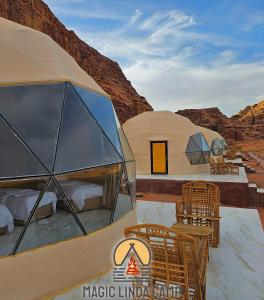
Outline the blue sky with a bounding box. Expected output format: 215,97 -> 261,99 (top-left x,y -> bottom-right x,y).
44,0 -> 264,116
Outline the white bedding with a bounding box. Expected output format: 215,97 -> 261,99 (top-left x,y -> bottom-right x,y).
0,189 -> 57,221
0,204 -> 14,233
60,181 -> 103,210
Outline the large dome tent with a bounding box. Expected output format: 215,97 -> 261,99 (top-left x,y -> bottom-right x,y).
0,17 -> 136,259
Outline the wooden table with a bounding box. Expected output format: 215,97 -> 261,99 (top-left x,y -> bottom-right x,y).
171,223 -> 213,237
171,223 -> 213,290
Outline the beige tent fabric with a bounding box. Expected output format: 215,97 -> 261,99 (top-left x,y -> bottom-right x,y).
123,111 -> 210,175
0,210 -> 136,300
0,17 -> 108,97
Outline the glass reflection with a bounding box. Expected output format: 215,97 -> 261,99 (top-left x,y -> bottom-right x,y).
0,176 -> 49,256
0,83 -> 65,171
54,85 -> 122,173
113,167 -> 133,222
74,85 -> 123,156
16,178 -> 83,254
56,164 -> 122,233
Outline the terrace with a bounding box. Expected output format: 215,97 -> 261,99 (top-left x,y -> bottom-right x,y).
56,199 -> 264,300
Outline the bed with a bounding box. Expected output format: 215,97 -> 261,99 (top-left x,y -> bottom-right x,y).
0,204 -> 14,234
0,189 -> 57,225
59,181 -> 103,212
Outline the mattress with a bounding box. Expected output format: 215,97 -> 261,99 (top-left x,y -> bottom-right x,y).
0,204 -> 14,233
1,188 -> 57,222
60,181 -> 103,210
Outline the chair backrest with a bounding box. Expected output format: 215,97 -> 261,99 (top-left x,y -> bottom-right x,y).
182,181 -> 220,206
216,157 -> 225,163
125,224 -> 201,299
209,157 -> 216,165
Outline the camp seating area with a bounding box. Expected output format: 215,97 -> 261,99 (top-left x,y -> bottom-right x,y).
225,150 -> 237,160
209,157 -> 239,175
124,180 -> 221,300
176,181 -> 220,247
125,224 -> 206,300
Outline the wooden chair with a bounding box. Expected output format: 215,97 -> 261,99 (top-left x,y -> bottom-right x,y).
216,157 -> 225,164
226,150 -> 236,160
125,224 -> 203,300
176,181 -> 220,247
217,162 -> 226,175
209,158 -> 218,175
226,163 -> 239,175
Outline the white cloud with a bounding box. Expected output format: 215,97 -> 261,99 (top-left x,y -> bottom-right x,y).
68,8 -> 264,116
140,10 -> 195,31
124,59 -> 264,116
243,11 -> 264,31
129,9 -> 142,25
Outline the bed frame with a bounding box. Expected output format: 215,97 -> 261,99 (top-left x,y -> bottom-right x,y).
0,226 -> 7,235
59,196 -> 103,213
14,203 -> 54,226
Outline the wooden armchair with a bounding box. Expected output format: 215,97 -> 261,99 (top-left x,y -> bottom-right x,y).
176,181 -> 220,247
125,224 -> 203,300
209,158 -> 218,175
226,150 -> 237,160
226,163 -> 239,175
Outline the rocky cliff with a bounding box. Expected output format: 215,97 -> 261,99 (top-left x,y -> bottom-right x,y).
177,100 -> 264,143
0,0 -> 153,123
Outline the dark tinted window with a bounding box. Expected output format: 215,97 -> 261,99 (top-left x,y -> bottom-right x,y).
0,116 -> 48,178
0,84 -> 65,171
185,133 -> 210,165
113,106 -> 135,162
74,85 -> 122,156
56,164 -> 122,233
112,166 -> 133,222
15,177 -> 84,254
54,85 -> 122,173
0,176 -> 49,256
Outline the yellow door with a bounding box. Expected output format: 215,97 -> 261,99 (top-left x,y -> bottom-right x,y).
151,141 -> 167,174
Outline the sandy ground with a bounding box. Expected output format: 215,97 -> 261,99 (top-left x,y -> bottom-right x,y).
234,139 -> 264,152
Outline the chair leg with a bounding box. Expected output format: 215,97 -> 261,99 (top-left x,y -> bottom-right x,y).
202,282 -> 207,300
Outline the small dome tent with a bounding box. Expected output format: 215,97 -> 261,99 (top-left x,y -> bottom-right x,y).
197,126 -> 226,156
123,111 -> 211,175
185,132 -> 210,164
0,17 -> 135,257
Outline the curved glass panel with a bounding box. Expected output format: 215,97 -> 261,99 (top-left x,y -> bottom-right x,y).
0,115 -> 48,178
185,133 -> 210,165
54,85 -> 122,173
0,83 -> 65,171
125,161 -> 136,207
74,85 -> 122,156
56,164 -> 122,233
219,138 -> 228,150
112,166 -> 133,222
0,176 -> 49,256
15,177 -> 84,254
113,105 -> 135,162
211,138 -> 224,156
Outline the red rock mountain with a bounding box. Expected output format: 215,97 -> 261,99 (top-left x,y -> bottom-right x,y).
177,100 -> 264,143
0,0 -> 153,124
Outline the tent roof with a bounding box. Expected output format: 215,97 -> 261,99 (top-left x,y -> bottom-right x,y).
0,17 -> 108,97
123,111 -> 198,137
196,125 -> 224,144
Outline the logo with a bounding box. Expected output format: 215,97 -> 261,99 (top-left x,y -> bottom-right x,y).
112,238 -> 151,283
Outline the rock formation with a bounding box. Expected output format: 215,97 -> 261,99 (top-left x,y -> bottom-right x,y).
177,100 -> 264,143
0,0 -> 153,123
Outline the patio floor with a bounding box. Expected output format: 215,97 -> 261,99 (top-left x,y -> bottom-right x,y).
56,201 -> 264,300
137,167 -> 248,184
